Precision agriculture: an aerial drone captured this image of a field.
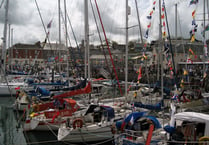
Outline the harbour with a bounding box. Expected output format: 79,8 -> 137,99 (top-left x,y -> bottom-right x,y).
1,0 -> 209,145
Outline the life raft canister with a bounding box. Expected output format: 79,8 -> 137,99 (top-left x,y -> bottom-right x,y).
73,118 -> 83,129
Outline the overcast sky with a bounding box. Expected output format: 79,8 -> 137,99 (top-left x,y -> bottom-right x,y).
0,0 -> 209,47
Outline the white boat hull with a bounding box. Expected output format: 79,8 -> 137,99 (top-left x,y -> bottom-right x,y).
58,123 -> 113,143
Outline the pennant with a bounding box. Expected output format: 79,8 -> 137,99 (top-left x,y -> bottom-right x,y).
190,0 -> 198,5
153,1 -> 156,5
147,22 -> 151,28
144,29 -> 149,38
161,14 -> 165,19
137,66 -> 142,80
150,10 -> 154,16
192,10 -> 196,18
162,7 -> 165,12
192,20 -> 196,25
190,34 -> 195,42
47,20 -> 53,29
189,48 -> 194,55
163,21 -> 166,27
163,31 -> 166,37
147,15 -> 152,19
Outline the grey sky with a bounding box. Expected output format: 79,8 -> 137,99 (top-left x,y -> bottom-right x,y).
0,0 -> 208,47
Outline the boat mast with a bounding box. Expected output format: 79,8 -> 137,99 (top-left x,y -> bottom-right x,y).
1,0 -> 9,79
58,0 -> 61,73
64,0 -> 69,79
11,28 -> 13,72
84,0 -> 89,80
125,0 -> 128,99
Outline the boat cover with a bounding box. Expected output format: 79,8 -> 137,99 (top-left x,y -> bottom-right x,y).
133,100 -> 163,110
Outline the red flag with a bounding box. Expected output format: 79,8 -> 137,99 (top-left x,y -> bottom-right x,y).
161,14 -> 165,19
150,10 -> 153,16
147,22 -> 151,28
163,21 -> 166,27
192,10 -> 196,17
137,66 -> 142,80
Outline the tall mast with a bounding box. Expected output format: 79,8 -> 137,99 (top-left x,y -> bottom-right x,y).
125,0 -> 129,99
84,0 -> 89,80
58,0 -> 61,73
1,0 -> 9,79
159,0 -> 164,107
8,24 -> 11,71
11,28 -> 13,72
64,0 -> 69,79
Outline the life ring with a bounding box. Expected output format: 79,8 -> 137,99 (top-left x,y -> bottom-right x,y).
199,136 -> 209,145
73,118 -> 83,129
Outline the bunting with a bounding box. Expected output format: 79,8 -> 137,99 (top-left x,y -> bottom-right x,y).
189,1 -> 198,42
144,0 -> 156,40
189,0 -> 199,5
161,1 -> 167,39
137,66 -> 142,81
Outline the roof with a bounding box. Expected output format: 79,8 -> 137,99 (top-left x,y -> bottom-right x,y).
174,112 -> 209,136
175,112 -> 209,123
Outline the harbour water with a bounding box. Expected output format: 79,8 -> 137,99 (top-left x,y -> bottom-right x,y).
0,97 -> 114,145
0,97 -> 27,145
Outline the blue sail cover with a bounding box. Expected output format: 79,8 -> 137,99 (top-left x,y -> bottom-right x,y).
49,79 -> 87,91
133,100 -> 163,110
101,106 -> 115,120
36,87 -> 50,96
145,116 -> 161,129
124,112 -> 147,123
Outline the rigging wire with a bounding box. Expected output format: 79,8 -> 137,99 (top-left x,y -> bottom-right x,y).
0,0 -> 4,9
163,0 -> 177,86
94,0 -> 123,96
34,0 -> 53,54
89,0 -> 113,79
66,11 -> 85,78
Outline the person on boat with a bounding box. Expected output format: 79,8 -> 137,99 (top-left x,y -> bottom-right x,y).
170,126 -> 185,145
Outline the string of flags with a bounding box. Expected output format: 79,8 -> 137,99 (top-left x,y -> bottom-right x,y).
189,0 -> 198,42
161,0 -> 174,79
136,0 -> 157,83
